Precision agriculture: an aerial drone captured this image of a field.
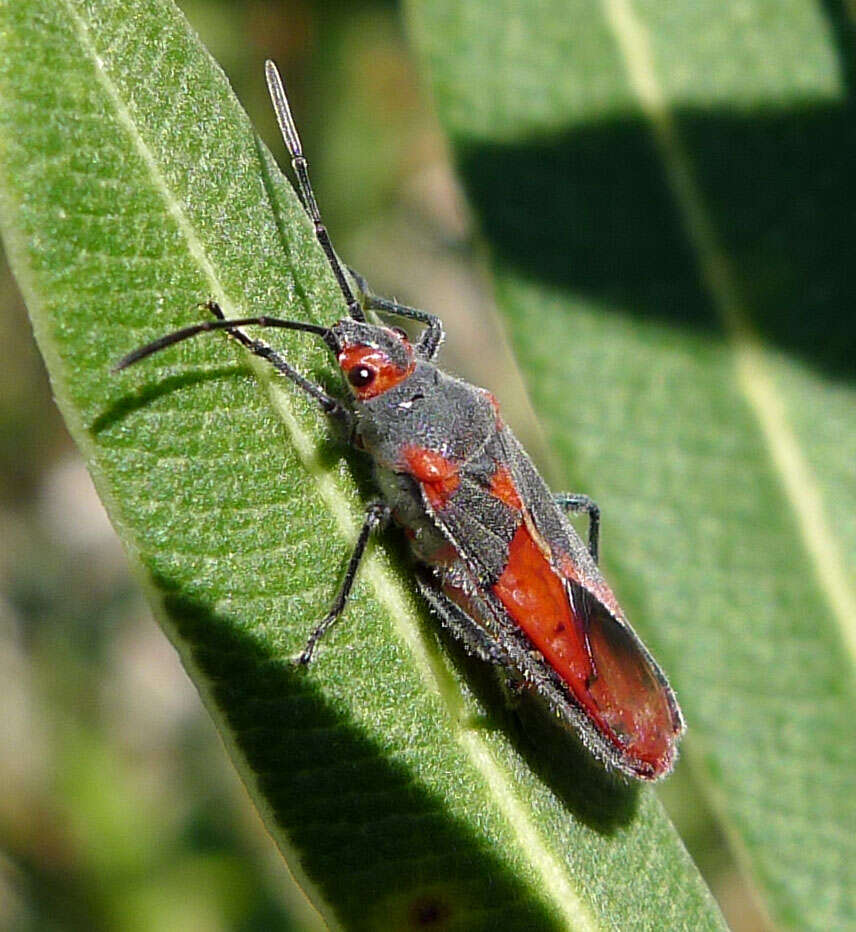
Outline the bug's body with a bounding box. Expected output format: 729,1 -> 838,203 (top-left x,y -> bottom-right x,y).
335,319 -> 682,779
116,62 -> 684,781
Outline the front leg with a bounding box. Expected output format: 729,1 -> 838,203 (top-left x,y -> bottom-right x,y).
204,300 -> 352,431
347,268 -> 445,362
554,492 -> 600,563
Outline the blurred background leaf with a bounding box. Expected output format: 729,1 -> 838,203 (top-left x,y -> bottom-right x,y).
407,0 -> 856,930
0,0 -> 852,931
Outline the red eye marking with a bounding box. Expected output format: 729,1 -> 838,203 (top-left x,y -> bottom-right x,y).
338,344 -> 415,399
403,446 -> 460,509
489,465 -> 522,510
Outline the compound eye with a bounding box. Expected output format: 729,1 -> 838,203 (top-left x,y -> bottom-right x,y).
347,365 -> 376,389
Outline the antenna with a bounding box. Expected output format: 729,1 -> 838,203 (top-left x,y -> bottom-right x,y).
265,60 -> 366,322
113,314 -> 334,371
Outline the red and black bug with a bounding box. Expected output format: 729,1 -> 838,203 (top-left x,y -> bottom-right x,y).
116,61 -> 684,780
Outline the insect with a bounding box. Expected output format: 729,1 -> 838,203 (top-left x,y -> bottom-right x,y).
116,60 -> 684,780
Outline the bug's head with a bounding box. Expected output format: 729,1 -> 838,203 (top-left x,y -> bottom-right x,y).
330,319 -> 416,401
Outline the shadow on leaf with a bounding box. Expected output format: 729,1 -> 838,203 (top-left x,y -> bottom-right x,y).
92,366 -> 248,434
150,571 -> 575,932
457,100 -> 856,381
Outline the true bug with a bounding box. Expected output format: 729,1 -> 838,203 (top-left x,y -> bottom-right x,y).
116,61 -> 684,780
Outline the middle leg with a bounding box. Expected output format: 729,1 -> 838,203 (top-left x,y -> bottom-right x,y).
297,501 -> 391,665
554,493 -> 600,563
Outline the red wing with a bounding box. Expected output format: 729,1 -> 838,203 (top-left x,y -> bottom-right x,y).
408,431 -> 683,778
493,519 -> 682,778
495,429 -> 683,778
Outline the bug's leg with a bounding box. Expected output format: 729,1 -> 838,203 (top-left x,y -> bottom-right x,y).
265,61 -> 366,323
346,265 -> 371,297
366,294 -> 445,362
554,493 -> 600,563
297,502 -> 391,665
346,269 -> 444,361
203,300 -> 351,428
415,574 -> 508,665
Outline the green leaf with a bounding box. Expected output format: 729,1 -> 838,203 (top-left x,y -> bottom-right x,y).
0,0 -> 725,929
407,0 -> 856,929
